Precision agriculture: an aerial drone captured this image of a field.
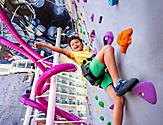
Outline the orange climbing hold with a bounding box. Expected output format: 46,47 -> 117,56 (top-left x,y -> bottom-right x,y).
117,28 -> 133,54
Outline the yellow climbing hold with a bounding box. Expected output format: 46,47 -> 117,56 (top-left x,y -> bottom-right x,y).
95,109 -> 99,113
92,89 -> 94,93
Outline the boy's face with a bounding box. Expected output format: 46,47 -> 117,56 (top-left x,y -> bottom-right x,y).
70,39 -> 83,51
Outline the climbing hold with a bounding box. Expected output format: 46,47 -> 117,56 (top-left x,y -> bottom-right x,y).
83,31 -> 86,35
83,0 -> 87,3
109,104 -> 114,110
78,23 -> 82,27
85,95 -> 88,101
103,31 -> 114,45
82,40 -> 85,43
90,30 -> 95,37
92,89 -> 95,93
107,121 -> 112,125
132,80 -> 157,104
99,101 -> 104,108
80,28 -> 83,33
80,13 -> 83,17
95,95 -> 98,100
93,48 -> 97,54
108,0 -> 118,6
72,0 -> 75,4
117,28 -> 133,54
90,29 -> 96,42
91,14 -> 94,22
99,16 -> 103,23
95,109 -> 99,113
99,115 -> 104,121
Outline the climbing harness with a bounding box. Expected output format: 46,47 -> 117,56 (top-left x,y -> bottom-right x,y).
81,54 -> 105,88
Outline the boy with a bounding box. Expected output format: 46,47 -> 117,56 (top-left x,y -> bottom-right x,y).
35,36 -> 138,125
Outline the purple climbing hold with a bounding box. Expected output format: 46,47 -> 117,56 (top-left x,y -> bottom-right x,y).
90,29 -> 95,37
109,104 -> 114,110
99,16 -> 103,23
91,14 -> 94,22
132,80 -> 157,104
72,0 -> 75,4
103,31 -> 114,45
83,0 -> 87,3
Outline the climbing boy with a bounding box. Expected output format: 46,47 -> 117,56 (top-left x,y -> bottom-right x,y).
35,36 -> 138,125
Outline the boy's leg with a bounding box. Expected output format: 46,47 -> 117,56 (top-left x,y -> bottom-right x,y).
95,45 -> 139,96
89,56 -> 124,125
95,45 -> 120,85
89,51 -> 124,125
106,85 -> 124,125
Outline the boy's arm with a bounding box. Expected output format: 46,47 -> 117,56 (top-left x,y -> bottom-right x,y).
34,42 -> 71,58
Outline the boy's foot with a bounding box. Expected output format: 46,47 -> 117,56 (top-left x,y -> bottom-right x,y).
114,78 -> 139,96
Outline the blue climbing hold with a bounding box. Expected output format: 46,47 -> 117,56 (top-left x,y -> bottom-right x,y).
108,0 -> 118,6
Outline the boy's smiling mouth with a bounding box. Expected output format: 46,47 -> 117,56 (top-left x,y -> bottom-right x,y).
74,46 -> 79,49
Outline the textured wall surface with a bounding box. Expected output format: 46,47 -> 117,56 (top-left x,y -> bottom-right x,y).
0,73 -> 31,125
76,0 -> 163,125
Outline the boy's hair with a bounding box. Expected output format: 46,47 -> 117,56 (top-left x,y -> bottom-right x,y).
67,36 -> 83,46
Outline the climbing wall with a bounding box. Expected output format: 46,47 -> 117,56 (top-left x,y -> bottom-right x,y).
85,82 -> 113,125
0,73 -> 31,125
74,0 -> 163,125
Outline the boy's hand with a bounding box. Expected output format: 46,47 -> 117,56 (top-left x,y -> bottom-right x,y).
34,42 -> 43,48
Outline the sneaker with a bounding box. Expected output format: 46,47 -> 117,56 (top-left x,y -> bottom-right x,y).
114,78 -> 139,96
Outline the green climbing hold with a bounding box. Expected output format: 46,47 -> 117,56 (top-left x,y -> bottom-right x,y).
99,115 -> 104,121
95,95 -> 98,100
99,101 -> 104,108
80,28 -> 82,33
83,31 -> 86,35
107,121 -> 111,125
